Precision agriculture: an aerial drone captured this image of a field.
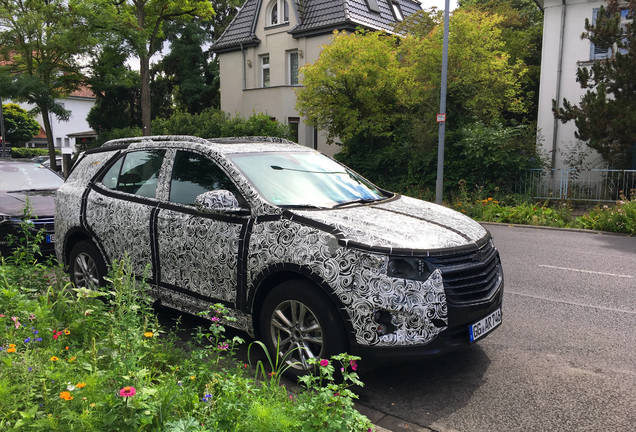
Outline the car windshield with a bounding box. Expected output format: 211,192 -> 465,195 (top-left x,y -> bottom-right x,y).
0,162 -> 64,192
228,151 -> 390,208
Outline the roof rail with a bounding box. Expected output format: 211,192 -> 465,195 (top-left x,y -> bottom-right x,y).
102,135 -> 210,148
206,136 -> 296,145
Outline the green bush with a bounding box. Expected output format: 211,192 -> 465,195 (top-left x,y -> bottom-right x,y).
575,195 -> 636,235
10,147 -> 60,159
95,126 -> 143,146
152,108 -> 292,140
0,232 -> 372,431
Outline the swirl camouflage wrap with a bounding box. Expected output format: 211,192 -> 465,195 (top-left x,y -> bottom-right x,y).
55,136 -> 502,351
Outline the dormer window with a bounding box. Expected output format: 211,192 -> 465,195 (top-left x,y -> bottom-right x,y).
268,0 -> 289,26
391,1 -> 404,22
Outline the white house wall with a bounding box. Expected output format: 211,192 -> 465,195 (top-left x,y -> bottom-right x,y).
218,3 -> 340,156
537,0 -> 606,169
17,96 -> 94,152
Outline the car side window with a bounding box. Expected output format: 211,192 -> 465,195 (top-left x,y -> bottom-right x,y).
169,150 -> 244,206
100,150 -> 165,198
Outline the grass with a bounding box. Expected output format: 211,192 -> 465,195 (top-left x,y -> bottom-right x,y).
0,231 -> 372,431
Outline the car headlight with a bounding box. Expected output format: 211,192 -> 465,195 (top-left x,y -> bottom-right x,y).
387,257 -> 432,281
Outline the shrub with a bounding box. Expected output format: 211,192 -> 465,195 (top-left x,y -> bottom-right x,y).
10,147 -> 60,159
575,193 -> 636,235
95,126 -> 143,146
151,108 -> 292,140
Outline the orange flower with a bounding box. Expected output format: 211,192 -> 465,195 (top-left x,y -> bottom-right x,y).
8,344 -> 16,348
63,329 -> 70,335
7,347 -> 16,353
76,382 -> 86,389
59,391 -> 73,400
143,332 -> 154,338
68,356 -> 77,362
65,346 -> 69,350
50,356 -> 59,362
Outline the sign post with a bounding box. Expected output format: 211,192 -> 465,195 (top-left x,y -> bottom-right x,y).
435,0 -> 451,204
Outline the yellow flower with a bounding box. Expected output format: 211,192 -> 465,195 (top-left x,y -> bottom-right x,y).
59,391 -> 73,401
143,331 -> 154,338
68,356 -> 77,362
190,375 -> 196,380
90,403 -> 96,408
76,382 -> 86,389
487,197 -> 493,201
63,329 -> 70,335
7,347 -> 16,353
8,344 -> 16,348
50,356 -> 59,362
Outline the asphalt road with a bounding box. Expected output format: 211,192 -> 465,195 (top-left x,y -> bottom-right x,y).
354,224 -> 636,432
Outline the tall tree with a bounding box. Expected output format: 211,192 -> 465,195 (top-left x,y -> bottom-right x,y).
87,45 -> 141,133
554,0 -> 635,169
0,0 -> 96,170
102,0 -> 215,136
1,103 -> 40,146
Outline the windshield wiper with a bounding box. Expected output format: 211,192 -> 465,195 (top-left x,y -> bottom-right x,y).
270,165 -> 346,174
279,204 -> 329,210
331,198 -> 381,209
6,188 -> 51,193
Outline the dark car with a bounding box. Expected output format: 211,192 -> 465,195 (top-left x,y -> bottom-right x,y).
0,159 -> 64,255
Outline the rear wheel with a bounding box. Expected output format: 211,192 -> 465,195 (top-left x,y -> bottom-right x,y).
259,279 -> 347,373
69,241 -> 107,289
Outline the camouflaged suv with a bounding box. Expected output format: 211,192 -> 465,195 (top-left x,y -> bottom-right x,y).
55,136 -> 503,369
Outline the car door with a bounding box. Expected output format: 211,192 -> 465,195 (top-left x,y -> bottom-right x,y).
85,149 -> 165,279
155,150 -> 249,305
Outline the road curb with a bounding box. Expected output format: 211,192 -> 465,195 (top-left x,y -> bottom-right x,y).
480,221 -> 633,237
355,402 -> 441,432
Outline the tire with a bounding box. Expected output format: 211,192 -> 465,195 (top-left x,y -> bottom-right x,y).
258,279 -> 347,373
68,240 -> 107,289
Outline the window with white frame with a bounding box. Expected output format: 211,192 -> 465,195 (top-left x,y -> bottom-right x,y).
288,50 -> 299,85
590,7 -> 632,60
261,55 -> 270,88
268,0 -> 289,26
391,1 -> 404,21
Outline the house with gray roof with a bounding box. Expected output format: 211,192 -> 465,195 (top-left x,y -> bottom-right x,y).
212,0 -> 421,155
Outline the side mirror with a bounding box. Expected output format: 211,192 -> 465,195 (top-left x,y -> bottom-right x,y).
195,190 -> 245,213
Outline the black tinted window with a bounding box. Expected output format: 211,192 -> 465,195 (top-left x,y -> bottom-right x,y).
103,150 -> 164,198
169,151 -> 241,206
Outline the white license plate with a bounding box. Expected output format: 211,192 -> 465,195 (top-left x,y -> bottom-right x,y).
46,234 -> 55,243
469,308 -> 502,342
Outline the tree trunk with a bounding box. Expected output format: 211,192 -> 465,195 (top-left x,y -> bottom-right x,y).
40,105 -> 57,171
140,54 -> 151,136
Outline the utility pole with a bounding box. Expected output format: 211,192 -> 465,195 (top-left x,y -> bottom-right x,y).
435,0 -> 451,204
0,96 -> 8,157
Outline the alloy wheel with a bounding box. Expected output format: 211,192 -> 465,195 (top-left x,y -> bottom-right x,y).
73,252 -> 100,288
270,299 -> 324,370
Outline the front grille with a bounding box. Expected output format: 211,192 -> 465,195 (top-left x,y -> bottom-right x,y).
428,239 -> 502,305
28,217 -> 55,234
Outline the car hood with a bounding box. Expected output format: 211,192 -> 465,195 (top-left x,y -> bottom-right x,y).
0,190 -> 57,218
292,195 -> 488,251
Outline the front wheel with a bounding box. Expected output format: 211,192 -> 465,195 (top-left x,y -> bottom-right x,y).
258,279 -> 347,372
69,240 -> 107,289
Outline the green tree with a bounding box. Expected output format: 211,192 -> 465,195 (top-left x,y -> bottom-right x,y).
1,103 -> 40,146
87,45 -> 142,133
457,0 -> 543,122
99,0 -> 215,136
554,0 -> 635,169
0,0 -> 97,170
297,8 -> 530,193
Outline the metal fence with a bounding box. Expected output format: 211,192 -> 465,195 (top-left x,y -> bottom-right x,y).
517,169 -> 636,202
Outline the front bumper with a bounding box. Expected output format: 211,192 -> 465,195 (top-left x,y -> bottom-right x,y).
0,219 -> 56,256
351,280 -> 504,360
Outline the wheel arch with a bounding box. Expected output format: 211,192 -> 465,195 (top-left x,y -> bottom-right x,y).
63,228 -> 107,269
248,264 -> 356,348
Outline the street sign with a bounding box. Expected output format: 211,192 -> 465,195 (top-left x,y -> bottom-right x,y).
436,113 -> 446,123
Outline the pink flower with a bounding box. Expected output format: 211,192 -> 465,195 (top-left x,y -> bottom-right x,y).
119,386 -> 136,397
319,359 -> 329,367
217,343 -> 229,350
210,316 -> 220,322
28,313 -> 36,321
0,314 -> 5,317
11,316 -> 21,329
350,360 -> 358,371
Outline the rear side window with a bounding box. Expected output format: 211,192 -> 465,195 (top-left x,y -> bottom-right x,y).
100,150 -> 165,198
169,151 -> 242,206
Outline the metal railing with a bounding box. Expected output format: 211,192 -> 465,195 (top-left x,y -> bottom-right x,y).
517,169 -> 636,202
